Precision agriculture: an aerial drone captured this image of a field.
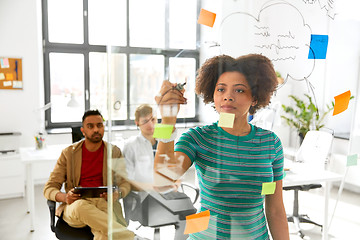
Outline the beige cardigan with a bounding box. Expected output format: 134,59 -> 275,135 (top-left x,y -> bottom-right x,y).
43,140 -> 130,220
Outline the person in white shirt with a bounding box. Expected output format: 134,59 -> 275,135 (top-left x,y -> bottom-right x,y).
123,104 -> 196,240
123,104 -> 158,184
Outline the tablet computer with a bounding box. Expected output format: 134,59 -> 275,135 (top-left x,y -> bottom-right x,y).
73,186 -> 117,198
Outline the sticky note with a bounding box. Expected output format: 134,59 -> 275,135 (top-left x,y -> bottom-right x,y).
197,9 -> 216,27
0,73 -> 5,80
308,34 -> 329,59
3,81 -> 12,87
153,124 -> 173,139
261,182 -> 276,195
0,58 -> 10,68
5,73 -> 14,80
333,90 -> 351,116
218,112 -> 235,128
347,154 -> 358,167
12,81 -> 23,89
184,210 -> 210,234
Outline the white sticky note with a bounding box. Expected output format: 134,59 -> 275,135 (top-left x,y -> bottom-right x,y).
0,73 -> 5,80
3,81 -> 12,87
218,112 -> 235,128
12,81 -> 23,89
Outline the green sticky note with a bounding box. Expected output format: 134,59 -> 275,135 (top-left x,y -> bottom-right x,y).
347,154 -> 358,167
153,124 -> 173,139
218,112 -> 235,128
261,182 -> 276,195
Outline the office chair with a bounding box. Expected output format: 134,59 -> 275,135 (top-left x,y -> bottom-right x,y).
47,200 -> 94,240
123,182 -> 199,240
71,126 -> 83,143
283,130 -> 334,239
46,132 -> 93,240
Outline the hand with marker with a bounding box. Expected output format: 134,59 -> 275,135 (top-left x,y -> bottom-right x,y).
155,80 -> 187,122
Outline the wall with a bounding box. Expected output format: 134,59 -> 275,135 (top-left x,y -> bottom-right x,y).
0,0 -> 44,147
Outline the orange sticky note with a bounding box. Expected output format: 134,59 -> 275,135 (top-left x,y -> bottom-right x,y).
261,182 -> 276,195
5,73 -> 14,80
184,210 -> 210,234
333,90 -> 351,116
197,9 -> 216,27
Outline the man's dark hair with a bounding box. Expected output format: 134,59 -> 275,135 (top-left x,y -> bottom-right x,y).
82,109 -> 103,123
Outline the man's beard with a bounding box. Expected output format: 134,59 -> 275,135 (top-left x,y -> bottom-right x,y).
87,133 -> 103,143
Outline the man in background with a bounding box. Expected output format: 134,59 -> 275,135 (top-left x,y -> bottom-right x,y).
44,109 -> 134,240
123,104 -> 158,184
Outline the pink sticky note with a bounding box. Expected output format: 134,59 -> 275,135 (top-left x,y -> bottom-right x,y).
0,58 -> 10,68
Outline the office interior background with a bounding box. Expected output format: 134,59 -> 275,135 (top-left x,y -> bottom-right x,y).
0,0 -> 360,239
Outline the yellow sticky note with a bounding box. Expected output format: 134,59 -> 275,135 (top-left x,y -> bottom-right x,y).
333,90 -> 351,116
153,124 -> 173,139
197,8 -> 216,27
5,73 -> 14,80
218,112 -> 235,128
261,182 -> 276,195
0,73 -> 5,80
184,210 -> 210,234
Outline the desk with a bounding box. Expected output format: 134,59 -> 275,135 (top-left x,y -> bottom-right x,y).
283,161 -> 343,240
20,144 -> 66,232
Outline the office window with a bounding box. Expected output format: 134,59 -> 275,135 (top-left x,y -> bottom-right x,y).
88,0 -> 127,46
49,53 -> 85,123
47,0 -> 84,44
129,0 -> 165,48
89,52 -> 127,120
42,0 -> 200,128
169,0 -> 197,49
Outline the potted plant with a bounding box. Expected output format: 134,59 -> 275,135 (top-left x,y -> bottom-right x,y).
281,94 -> 334,142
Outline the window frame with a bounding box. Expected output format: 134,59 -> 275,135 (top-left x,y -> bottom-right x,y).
42,0 -> 201,129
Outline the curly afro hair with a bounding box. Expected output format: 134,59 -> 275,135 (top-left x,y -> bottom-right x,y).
195,54 -> 278,115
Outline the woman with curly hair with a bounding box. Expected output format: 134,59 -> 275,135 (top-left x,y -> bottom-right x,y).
154,54 -> 289,240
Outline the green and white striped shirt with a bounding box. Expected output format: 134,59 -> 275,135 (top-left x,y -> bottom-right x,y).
175,123 -> 284,240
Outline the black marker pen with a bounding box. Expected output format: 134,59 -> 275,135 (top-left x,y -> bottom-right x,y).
173,82 -> 186,91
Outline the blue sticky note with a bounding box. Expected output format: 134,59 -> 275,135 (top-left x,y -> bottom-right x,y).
308,34 -> 329,59
347,154 -> 358,167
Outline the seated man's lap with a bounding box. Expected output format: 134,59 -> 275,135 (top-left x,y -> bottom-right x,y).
63,198 -> 107,228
